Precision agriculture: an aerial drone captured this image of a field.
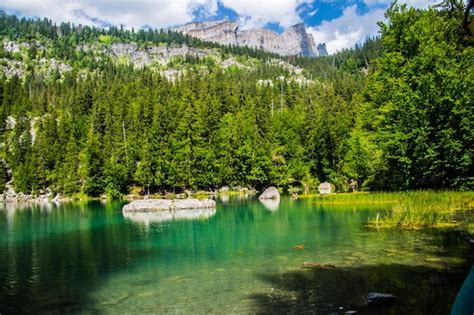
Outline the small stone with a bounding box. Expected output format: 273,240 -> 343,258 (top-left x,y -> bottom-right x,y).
366,292 -> 395,306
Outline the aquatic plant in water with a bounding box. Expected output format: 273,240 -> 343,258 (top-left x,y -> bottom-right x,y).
314,191 -> 474,229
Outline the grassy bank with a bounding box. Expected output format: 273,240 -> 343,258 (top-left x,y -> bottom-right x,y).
312,191 -> 474,229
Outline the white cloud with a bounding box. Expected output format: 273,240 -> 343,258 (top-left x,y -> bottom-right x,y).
0,0 -> 219,29
307,5 -> 385,54
363,0 -> 437,9
0,0 -> 311,30
307,9 -> 318,17
308,0 -> 438,54
220,0 -> 311,29
0,0 -> 443,54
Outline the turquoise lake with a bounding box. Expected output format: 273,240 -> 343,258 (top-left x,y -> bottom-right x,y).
0,197 -> 472,314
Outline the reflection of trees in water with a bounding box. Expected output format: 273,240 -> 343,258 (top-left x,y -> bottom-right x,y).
218,194 -> 230,203
0,201 -> 134,313
0,200 -> 471,313
0,201 -> 218,312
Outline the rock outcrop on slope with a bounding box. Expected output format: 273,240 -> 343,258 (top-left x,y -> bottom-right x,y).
177,20 -> 239,46
317,43 -> 328,56
174,20 -> 326,57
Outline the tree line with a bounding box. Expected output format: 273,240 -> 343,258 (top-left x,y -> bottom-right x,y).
0,2 -> 472,197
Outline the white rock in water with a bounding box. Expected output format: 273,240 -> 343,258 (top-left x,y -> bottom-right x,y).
122,198 -> 216,212
258,186 -> 280,200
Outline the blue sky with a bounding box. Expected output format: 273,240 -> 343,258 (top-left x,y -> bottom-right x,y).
203,0 -> 377,30
0,0 -> 434,53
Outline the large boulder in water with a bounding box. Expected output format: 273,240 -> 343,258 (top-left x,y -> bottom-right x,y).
258,186 -> 280,200
123,198 -> 216,212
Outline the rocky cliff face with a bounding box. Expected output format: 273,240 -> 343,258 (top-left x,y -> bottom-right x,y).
317,43 -> 328,56
174,21 -> 326,57
177,21 -> 239,46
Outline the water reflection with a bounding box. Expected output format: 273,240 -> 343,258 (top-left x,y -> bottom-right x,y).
0,201 -> 129,313
218,194 -> 230,203
0,201 -> 57,212
259,198 -> 280,211
123,207 -> 217,226
0,197 -> 472,314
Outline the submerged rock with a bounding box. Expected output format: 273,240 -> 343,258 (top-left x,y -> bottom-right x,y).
122,198 -> 216,212
258,186 -> 280,200
366,292 -> 395,306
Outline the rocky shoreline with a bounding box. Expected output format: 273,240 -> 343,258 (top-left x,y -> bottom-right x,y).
0,184 -> 257,204
0,183 -> 69,203
125,186 -> 257,201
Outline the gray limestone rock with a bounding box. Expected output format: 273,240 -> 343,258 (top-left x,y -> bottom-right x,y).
122,198 -> 216,212
174,20 -> 326,57
258,186 -> 280,200
317,43 -> 328,56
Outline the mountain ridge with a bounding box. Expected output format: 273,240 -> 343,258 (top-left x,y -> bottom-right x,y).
173,20 -> 327,57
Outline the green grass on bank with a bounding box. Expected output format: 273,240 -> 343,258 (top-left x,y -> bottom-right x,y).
311,191 -> 474,229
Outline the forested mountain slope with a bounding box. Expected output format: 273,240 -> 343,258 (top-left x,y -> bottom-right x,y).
0,2 -> 472,198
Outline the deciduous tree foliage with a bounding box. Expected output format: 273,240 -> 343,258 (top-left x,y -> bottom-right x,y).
348,2 -> 473,190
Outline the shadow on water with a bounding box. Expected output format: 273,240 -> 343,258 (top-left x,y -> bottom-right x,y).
249,229 -> 474,315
